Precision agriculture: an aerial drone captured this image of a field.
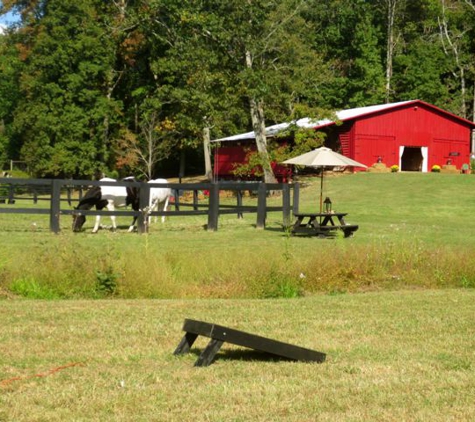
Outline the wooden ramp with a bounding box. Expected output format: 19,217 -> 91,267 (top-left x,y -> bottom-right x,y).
174,319 -> 326,367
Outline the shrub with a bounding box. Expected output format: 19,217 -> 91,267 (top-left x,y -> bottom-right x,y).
431,165 -> 441,172
390,165 -> 399,173
95,267 -> 119,296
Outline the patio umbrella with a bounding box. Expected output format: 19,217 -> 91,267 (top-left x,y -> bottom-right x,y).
282,147 -> 367,212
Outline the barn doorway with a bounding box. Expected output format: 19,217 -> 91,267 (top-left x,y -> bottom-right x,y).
399,146 -> 427,172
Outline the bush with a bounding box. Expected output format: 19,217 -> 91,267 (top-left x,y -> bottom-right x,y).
390,165 -> 399,173
95,267 -> 119,296
431,165 -> 441,173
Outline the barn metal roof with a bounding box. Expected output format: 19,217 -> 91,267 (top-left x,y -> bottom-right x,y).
211,100 -> 475,142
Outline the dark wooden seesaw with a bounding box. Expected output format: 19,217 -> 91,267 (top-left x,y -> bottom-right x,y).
173,319 -> 326,367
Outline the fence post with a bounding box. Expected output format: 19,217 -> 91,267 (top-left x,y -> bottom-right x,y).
66,185 -> 72,206
293,183 -> 300,215
193,190 -> 199,211
50,179 -> 62,233
236,189 -> 243,219
207,183 -> 219,231
173,189 -> 180,211
8,184 -> 14,204
282,184 -> 291,228
256,183 -> 267,229
137,181 -> 150,234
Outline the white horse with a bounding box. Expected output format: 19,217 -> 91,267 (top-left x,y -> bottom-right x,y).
147,179 -> 171,224
72,177 -> 139,233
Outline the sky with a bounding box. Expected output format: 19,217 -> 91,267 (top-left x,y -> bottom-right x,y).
0,8 -> 20,29
0,9 -> 19,34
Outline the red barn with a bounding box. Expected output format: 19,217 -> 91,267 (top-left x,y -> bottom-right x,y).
212,100 -> 475,178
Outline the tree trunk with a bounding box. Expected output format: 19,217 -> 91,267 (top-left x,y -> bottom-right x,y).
179,151 -> 186,182
245,50 -> 277,184
203,126 -> 213,182
249,97 -> 278,183
385,0 -> 397,103
439,0 -> 467,118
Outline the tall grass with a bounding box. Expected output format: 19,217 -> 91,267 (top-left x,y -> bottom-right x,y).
1,172 -> 475,298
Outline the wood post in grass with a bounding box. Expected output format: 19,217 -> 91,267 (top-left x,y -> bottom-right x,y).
137,181 -> 150,234
50,179 -> 62,234
207,183 -> 219,231
282,183 -> 291,228
256,183 -> 267,229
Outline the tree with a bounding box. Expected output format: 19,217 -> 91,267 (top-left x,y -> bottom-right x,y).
0,30 -> 23,168
378,0 -> 407,103
438,0 -> 473,118
346,1 -> 386,106
9,0 -> 126,177
194,0 -> 330,182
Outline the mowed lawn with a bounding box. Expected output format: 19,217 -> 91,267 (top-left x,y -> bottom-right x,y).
1,290 -> 474,421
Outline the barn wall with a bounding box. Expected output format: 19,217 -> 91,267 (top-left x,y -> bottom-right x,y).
213,102 -> 474,178
213,144 -> 291,181
348,104 -> 472,170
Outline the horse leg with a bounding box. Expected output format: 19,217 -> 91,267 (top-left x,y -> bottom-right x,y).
153,202 -> 158,224
106,201 -> 118,232
127,215 -> 137,232
149,199 -> 158,225
161,196 -> 170,223
92,215 -> 101,233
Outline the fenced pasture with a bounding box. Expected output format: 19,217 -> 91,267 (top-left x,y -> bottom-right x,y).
1,172 -> 475,299
1,290 -> 474,421
0,178 -> 297,233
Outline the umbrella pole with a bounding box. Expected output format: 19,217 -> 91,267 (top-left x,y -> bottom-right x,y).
319,168 -> 324,216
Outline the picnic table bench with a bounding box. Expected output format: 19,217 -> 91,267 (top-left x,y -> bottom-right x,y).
291,212 -> 358,238
174,319 -> 326,367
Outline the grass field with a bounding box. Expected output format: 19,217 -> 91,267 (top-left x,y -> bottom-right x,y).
1,290 -> 474,421
1,173 -> 475,420
1,172 -> 475,298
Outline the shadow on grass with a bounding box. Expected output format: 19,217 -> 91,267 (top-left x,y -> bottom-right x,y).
188,347 -> 294,365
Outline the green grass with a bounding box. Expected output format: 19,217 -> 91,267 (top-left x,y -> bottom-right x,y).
1,173 -> 475,420
1,290 -> 474,421
1,172 -> 475,298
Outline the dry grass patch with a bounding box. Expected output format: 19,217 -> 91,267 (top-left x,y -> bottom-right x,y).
1,290 -> 474,421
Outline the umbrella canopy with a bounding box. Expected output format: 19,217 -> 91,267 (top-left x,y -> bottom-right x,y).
282,147 -> 367,213
282,147 -> 367,168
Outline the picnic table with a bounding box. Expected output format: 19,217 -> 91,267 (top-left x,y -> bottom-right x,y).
291,212 -> 358,238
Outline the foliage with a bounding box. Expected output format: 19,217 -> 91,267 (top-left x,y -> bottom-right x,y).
1,0 -> 475,178
9,0 -> 122,178
8,277 -> 60,299
391,164 -> 399,172
431,164 -> 441,172
95,267 -> 118,297
0,32 -> 23,168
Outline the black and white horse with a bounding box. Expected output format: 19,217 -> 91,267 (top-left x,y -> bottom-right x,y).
72,177 -> 139,233
148,178 -> 172,224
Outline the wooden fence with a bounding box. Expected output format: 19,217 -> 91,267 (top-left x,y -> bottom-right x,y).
0,178 -> 300,233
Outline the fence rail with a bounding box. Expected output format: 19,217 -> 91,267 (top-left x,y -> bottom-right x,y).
0,178 -> 300,233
